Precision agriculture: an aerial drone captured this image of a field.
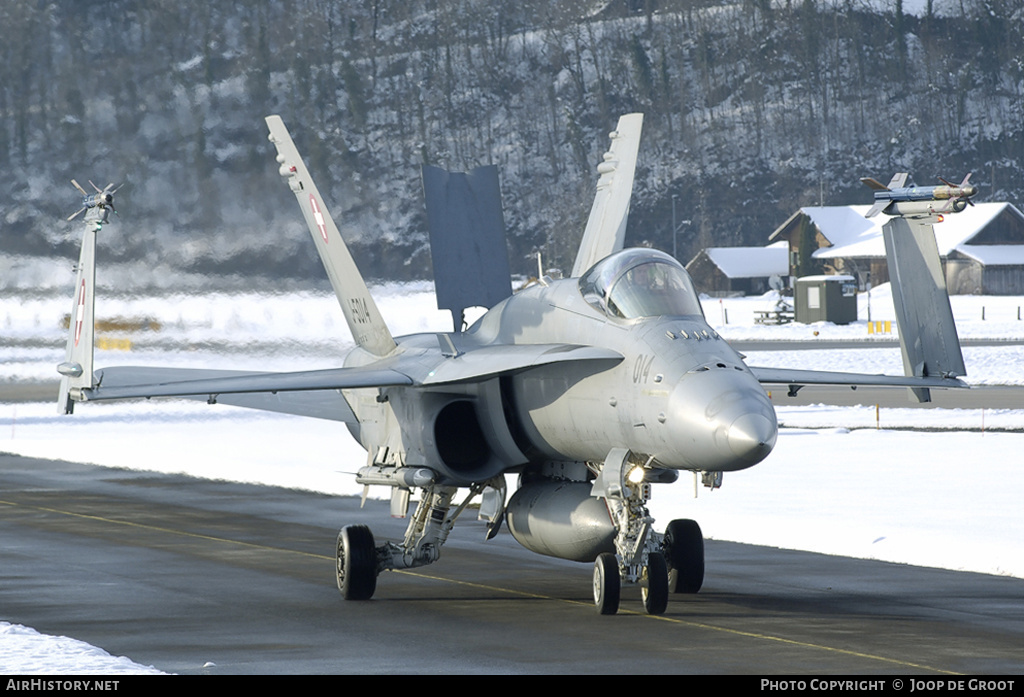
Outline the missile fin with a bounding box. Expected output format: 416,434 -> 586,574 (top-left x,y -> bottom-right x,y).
860,177 -> 890,191
887,173 -> 909,189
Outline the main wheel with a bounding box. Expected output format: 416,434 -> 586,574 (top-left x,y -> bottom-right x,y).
641,551 -> 669,615
593,552 -> 620,615
664,518 -> 704,594
337,524 -> 378,600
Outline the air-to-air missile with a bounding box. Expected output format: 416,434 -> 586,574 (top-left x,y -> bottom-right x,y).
861,172 -> 977,218
67,180 -> 120,221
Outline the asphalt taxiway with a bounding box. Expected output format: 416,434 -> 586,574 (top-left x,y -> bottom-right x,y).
1,453 -> 1021,674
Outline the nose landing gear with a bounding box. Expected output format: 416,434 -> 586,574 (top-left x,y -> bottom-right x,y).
590,449 -> 705,615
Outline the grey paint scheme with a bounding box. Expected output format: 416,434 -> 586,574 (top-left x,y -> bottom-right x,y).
571,114 -> 644,278
58,115 -> 969,604
883,215 -> 968,402
62,112 -> 967,486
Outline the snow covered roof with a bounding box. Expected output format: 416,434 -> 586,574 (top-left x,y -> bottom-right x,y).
803,203 -> 1019,261
703,240 -> 788,278
953,245 -> 1024,266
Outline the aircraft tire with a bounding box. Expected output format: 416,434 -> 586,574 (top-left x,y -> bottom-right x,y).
593,552 -> 620,615
664,518 -> 704,594
337,524 -> 377,600
642,551 -> 669,615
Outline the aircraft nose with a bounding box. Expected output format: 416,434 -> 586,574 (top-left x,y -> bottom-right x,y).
726,411 -> 777,464
664,367 -> 777,471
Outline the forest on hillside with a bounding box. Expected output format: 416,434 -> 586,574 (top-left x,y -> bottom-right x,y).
2,0 -> 1022,286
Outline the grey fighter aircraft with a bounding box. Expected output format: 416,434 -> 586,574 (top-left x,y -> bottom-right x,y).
58,115 -> 968,615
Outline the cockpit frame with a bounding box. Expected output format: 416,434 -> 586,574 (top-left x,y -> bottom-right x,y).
578,249 -> 705,320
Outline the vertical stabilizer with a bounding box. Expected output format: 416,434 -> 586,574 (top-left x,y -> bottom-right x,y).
265,116 -> 396,357
883,216 -> 967,402
57,223 -> 99,414
570,113 -> 644,278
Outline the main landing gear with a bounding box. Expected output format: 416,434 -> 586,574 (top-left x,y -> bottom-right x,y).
335,478 -> 506,601
337,525 -> 377,600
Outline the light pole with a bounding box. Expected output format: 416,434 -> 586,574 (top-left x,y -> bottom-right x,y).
671,194 -> 691,261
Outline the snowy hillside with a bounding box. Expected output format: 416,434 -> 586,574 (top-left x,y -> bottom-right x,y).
3,1 -> 1023,283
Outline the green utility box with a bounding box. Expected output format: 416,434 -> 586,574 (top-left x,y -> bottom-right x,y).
795,275 -> 858,325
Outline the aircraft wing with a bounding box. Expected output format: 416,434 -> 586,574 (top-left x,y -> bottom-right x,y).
75,344 -> 622,417
749,366 -> 967,392
77,366 -> 413,423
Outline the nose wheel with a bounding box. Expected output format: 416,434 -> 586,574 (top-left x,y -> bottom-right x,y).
664,518 -> 705,593
593,553 -> 620,615
593,551 -> 669,616
641,552 -> 669,614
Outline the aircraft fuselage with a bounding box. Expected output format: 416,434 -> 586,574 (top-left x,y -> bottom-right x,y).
343,266 -> 777,485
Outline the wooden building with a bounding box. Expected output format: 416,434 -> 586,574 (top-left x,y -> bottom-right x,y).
685,241 -> 789,296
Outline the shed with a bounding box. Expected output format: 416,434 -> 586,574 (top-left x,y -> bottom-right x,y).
685,241 -> 789,296
794,275 -> 858,324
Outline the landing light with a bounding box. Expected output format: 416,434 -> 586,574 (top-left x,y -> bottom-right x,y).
627,466 -> 646,485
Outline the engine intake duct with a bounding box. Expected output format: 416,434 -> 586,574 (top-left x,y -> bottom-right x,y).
434,400 -> 490,472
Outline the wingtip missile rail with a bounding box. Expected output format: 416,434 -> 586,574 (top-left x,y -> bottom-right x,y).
861,173 -> 977,218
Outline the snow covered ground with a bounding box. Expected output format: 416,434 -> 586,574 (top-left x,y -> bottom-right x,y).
0,622 -> 164,675
2,282 -> 1023,673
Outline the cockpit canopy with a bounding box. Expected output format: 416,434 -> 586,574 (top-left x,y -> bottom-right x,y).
578,249 -> 704,320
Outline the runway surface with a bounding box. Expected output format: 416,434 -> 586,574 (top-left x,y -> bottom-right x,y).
1,453 -> 1022,674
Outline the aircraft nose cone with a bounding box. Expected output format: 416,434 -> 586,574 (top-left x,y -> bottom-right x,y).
727,412 -> 777,464
665,367 -> 778,471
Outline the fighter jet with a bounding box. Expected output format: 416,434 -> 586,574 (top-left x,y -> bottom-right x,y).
58,115 -> 968,615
